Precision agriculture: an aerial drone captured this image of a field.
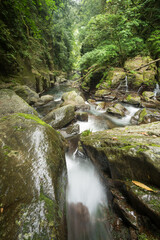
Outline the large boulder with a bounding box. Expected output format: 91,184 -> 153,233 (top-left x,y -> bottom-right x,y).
0,89 -> 38,117
62,91 -> 85,106
0,114 -> 67,240
131,108 -> 160,125
80,122 -> 160,187
13,85 -> 39,105
34,94 -> 54,106
124,56 -> 157,89
43,104 -> 75,129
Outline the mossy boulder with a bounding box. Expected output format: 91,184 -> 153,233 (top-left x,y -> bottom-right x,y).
13,85 -> 39,105
124,56 -> 157,89
108,68 -> 126,87
43,104 -> 75,129
80,121 -> 160,187
62,91 -> 85,106
95,89 -> 111,98
142,91 -> 154,101
131,108 -> 160,125
0,89 -> 38,117
124,94 -> 141,105
0,114 -> 67,240
106,103 -> 129,117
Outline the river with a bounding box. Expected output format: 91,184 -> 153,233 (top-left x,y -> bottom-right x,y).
36,82 -> 140,240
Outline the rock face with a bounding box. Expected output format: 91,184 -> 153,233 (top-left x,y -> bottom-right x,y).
43,104 -> 75,129
62,91 -> 85,106
124,56 -> 157,89
0,114 -> 67,240
13,85 -> 39,104
0,89 -> 38,117
80,122 -> 160,187
80,122 -> 160,230
131,108 -> 160,125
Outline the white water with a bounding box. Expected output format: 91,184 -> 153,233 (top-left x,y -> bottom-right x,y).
154,83 -> 160,98
66,153 -> 107,215
66,152 -> 111,240
105,104 -> 140,127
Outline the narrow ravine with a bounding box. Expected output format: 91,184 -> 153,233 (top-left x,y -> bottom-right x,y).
40,82 -> 141,240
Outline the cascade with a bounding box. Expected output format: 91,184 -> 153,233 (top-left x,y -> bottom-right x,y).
154,83 -> 160,98
117,76 -> 128,92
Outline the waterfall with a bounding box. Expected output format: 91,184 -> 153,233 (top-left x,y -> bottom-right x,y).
66,152 -> 112,240
154,83 -> 160,98
117,75 -> 128,92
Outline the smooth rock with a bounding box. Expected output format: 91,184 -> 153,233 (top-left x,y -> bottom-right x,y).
0,114 -> 66,240
0,89 -> 38,117
62,91 -> 85,106
13,85 -> 39,104
43,104 -> 75,129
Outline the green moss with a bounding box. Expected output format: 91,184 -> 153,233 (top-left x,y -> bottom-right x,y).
17,113 -> 52,129
81,129 -> 92,137
139,108 -> 147,123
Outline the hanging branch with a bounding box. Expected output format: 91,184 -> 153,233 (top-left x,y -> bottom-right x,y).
132,58 -> 160,71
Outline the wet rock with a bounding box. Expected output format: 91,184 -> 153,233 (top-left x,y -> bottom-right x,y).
80,121 -> 160,187
62,91 -> 85,106
0,89 -> 38,117
131,108 -> 160,125
13,85 -> 39,105
0,114 -> 67,240
76,112 -> 88,122
67,202 -> 91,240
141,100 -> 160,109
124,94 -> 141,105
43,104 -> 75,129
106,103 -> 129,117
60,124 -> 80,138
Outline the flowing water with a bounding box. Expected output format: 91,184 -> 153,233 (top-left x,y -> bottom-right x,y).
37,83 -> 140,240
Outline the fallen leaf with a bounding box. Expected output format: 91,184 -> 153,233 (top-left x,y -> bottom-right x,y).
132,180 -> 157,193
0,208 -> 3,213
140,132 -> 149,136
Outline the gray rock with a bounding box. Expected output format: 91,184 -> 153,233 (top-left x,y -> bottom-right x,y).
80,122 -> 160,187
62,91 -> 85,106
43,104 -> 75,129
0,89 -> 38,117
0,114 -> 66,240
13,85 -> 39,104
131,108 -> 160,125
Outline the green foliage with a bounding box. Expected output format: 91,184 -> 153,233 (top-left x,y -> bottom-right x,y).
147,30 -> 160,58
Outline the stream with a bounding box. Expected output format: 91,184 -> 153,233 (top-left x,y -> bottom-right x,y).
37,82 -> 140,240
